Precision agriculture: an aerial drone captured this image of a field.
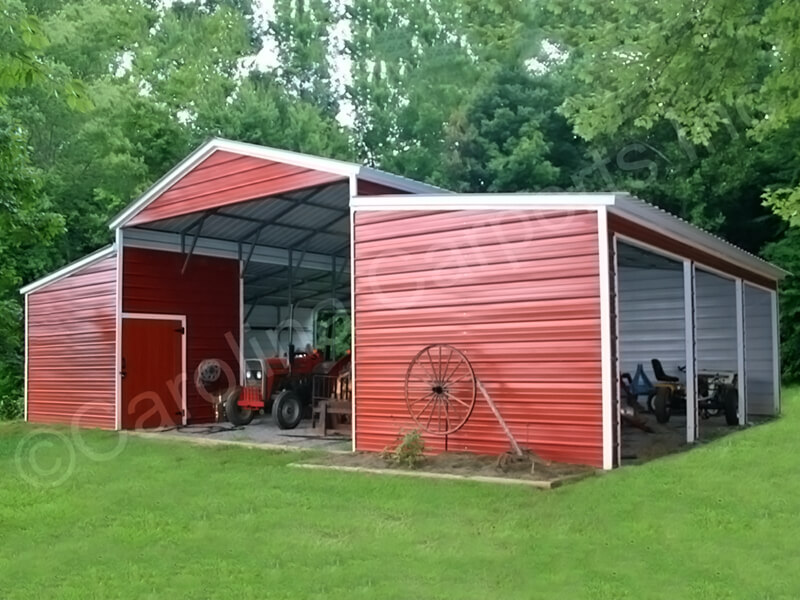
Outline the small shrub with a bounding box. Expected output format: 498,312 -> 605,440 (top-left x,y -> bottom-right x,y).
381,430 -> 426,469
0,393 -> 23,421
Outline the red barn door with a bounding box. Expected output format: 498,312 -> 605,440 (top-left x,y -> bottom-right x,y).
121,316 -> 185,429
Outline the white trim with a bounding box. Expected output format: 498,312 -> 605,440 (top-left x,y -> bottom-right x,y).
122,228 -> 347,274
239,271 -> 245,386
115,229 -> 123,430
350,205 -> 357,452
351,193 -> 615,212
122,312 -> 188,320
20,245 -> 116,295
693,262 -> 738,283
121,313 -> 188,427
684,261 -> 697,443
611,234 -> 622,467
108,138 -> 445,230
23,293 -> 29,422
618,233 -> 776,293
735,278 -> 746,423
771,288 -> 781,415
740,279 -> 776,294
616,234 -> 692,265
598,209 -> 614,470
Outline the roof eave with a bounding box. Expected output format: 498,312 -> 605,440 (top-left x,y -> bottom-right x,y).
108,138 -> 361,231
611,194 -> 789,281
356,166 -> 451,195
20,245 -> 116,295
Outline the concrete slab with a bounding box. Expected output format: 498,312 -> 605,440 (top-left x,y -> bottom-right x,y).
142,415 -> 352,452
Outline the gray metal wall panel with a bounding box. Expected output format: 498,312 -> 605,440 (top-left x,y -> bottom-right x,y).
695,270 -> 737,372
744,285 -> 776,415
618,265 -> 686,382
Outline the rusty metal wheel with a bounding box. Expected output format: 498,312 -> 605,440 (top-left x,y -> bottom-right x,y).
404,344 -> 477,436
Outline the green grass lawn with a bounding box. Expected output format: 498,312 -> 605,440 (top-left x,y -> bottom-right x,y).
3,392 -> 800,600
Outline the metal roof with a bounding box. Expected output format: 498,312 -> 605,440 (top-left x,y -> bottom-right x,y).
129,181 -> 351,259
109,137 -> 448,230
243,260 -> 349,308
351,192 -> 788,281
20,245 -> 116,295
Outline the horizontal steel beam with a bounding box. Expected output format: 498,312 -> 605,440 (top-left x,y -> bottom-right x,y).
123,227 -> 351,272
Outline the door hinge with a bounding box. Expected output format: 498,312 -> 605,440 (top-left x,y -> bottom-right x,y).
175,327 -> 185,334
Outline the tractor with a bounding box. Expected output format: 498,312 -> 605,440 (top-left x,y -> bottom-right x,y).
222,346 -> 352,430
223,345 -> 324,429
650,359 -> 739,426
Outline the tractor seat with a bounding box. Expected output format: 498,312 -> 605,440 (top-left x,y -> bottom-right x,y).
651,359 -> 680,383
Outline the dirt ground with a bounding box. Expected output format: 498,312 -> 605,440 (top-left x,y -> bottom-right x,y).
622,412 -> 747,463
306,449 -> 595,483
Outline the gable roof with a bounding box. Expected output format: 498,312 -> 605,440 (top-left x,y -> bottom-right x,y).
109,138 -> 448,229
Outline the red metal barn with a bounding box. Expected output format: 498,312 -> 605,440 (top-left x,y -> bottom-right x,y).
22,139 -> 787,469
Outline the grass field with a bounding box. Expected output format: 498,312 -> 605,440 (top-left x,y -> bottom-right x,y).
2,391 -> 800,599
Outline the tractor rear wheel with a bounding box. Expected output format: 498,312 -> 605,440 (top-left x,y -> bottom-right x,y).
722,386 -> 740,426
654,387 -> 672,424
224,387 -> 254,427
273,389 -> 303,430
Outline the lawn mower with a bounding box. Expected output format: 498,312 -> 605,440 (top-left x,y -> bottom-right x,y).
650,358 -> 739,426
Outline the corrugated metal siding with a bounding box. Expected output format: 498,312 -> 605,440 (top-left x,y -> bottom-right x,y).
744,284 -> 776,416
123,247 -> 239,424
129,150 -> 345,226
353,209 -> 603,467
695,269 -> 737,372
27,254 -> 117,428
618,265 -> 686,381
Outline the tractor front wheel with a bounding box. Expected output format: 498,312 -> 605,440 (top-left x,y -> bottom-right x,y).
273,389 -> 303,430
654,387 -> 672,424
223,387 -> 254,427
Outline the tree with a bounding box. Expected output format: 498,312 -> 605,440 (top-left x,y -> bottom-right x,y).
268,0 -> 340,119
441,66 -> 586,193
346,0 -> 479,178
0,0 -> 68,418
541,0 -> 800,218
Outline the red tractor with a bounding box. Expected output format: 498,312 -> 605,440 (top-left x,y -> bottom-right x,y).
223,347 -> 352,430
224,346 -> 325,429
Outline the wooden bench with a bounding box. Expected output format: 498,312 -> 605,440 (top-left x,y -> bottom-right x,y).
311,400 -> 351,436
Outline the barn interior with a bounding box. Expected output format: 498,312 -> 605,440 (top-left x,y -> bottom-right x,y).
122,179 -> 352,365
616,241 -> 691,461
616,240 -> 779,463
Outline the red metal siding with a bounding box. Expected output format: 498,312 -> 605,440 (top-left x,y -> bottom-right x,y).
353,209 -> 604,467
356,179 -> 411,195
27,255 -> 117,428
123,247 -> 239,424
129,150 -> 346,226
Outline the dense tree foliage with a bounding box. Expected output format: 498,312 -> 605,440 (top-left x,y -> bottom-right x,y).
2,0 -> 800,417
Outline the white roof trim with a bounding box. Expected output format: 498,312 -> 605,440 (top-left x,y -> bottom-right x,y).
350,193 -> 616,211
109,138 -> 445,229
20,245 -> 116,295
352,191 -> 786,281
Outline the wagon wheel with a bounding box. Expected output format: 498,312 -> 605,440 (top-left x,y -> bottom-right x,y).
404,344 -> 477,436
